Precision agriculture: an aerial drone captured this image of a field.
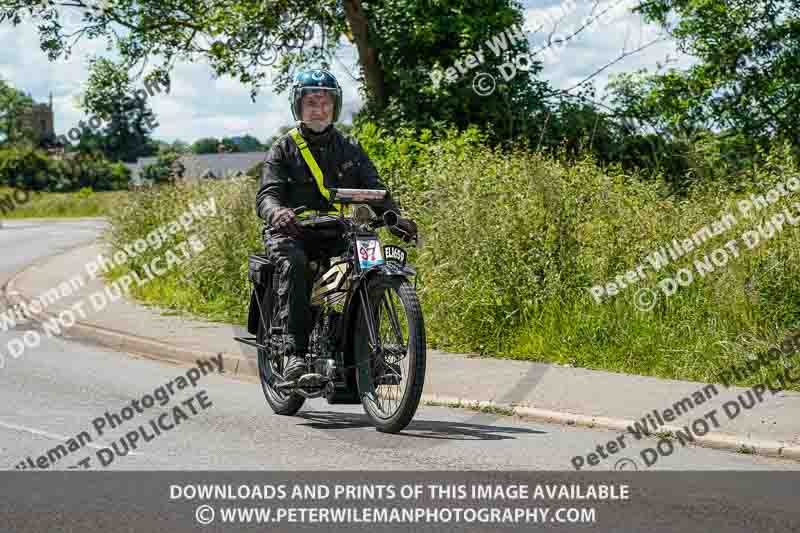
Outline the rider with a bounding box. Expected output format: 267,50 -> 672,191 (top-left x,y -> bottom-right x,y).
255,68 -> 417,382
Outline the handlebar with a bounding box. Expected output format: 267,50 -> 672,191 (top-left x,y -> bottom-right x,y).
292,205 -> 415,244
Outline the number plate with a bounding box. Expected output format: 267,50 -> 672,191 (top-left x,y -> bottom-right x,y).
383,245 -> 407,266
357,238 -> 384,269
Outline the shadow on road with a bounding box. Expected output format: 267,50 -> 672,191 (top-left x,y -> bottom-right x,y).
296,410 -> 546,441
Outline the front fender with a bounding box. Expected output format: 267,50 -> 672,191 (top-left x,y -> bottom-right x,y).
364,261 -> 416,279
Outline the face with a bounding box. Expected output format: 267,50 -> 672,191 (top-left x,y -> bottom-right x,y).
301,91 -> 334,123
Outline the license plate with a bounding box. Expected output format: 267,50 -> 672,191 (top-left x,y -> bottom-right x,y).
383,245 -> 407,265
357,238 -> 384,269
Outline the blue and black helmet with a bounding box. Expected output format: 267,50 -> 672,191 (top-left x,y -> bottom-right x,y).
290,69 -> 343,122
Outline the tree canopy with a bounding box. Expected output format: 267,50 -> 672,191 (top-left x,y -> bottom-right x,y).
0,0 -> 551,141
77,57 -> 158,162
622,0 -> 800,151
0,79 -> 36,145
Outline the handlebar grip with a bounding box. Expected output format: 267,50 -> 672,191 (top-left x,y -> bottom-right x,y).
382,210 -> 399,227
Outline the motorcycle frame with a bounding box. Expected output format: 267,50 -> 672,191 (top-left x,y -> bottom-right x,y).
240,209 -> 417,400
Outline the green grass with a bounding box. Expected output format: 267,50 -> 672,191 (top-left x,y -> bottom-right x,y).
737,445 -> 756,455
99,130 -> 800,393
0,187 -> 128,218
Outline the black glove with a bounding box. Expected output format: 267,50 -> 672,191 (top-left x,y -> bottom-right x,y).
390,217 -> 417,242
270,207 -> 302,238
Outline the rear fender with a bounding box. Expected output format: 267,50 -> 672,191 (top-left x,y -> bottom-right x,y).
247,285 -> 266,335
247,254 -> 273,335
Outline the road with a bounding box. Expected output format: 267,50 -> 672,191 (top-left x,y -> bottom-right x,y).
1,219 -> 799,531
1,218 -> 798,472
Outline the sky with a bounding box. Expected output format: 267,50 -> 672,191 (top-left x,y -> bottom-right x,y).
0,0 -> 694,146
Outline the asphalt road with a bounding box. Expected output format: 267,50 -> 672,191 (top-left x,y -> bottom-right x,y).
1,219 -> 799,531
1,219 -> 798,472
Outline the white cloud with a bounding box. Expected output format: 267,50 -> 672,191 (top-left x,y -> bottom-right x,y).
519,0 -> 695,100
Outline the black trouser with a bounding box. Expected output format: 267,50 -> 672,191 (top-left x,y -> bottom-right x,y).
264,229 -> 347,353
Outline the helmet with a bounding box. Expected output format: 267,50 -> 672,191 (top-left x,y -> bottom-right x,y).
290,69 -> 343,123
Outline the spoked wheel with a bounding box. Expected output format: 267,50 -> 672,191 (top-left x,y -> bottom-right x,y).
355,276 -> 426,433
256,280 -> 305,416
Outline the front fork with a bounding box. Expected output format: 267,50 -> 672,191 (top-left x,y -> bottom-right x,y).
357,282 -> 381,355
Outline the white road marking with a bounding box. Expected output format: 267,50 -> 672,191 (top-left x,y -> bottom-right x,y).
0,419 -> 144,455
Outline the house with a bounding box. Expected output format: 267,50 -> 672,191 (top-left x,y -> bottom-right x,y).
15,93 -> 55,144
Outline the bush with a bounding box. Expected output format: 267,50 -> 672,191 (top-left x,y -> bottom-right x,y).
140,151 -> 184,184
106,178 -> 260,322
107,125 -> 800,389
0,147 -> 130,191
76,186 -> 95,199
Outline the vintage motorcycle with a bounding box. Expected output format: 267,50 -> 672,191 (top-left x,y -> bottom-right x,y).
235,188 -> 426,433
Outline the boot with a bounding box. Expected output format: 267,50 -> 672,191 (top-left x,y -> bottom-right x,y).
283,353 -> 307,382
281,342 -> 308,382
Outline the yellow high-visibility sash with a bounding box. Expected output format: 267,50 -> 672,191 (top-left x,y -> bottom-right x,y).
288,128 -> 344,218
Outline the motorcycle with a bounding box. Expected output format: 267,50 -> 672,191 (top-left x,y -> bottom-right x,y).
235,188 -> 426,433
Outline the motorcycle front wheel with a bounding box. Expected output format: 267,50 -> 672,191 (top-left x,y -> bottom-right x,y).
354,275 -> 426,433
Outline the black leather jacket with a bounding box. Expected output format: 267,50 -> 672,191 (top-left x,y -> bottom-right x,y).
256,123 -> 399,228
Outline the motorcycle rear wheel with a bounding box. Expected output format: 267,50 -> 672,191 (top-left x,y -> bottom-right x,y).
256,280 -> 306,416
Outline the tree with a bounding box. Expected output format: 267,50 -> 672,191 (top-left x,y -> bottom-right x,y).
152,139 -> 190,153
628,0 -> 800,151
0,0 -> 551,138
225,134 -> 264,152
79,58 -> 158,162
220,137 -> 241,152
168,140 -> 190,153
140,151 -> 182,184
191,137 -> 221,154
1,0 -> 668,155
354,0 -> 550,142
0,79 -> 35,146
